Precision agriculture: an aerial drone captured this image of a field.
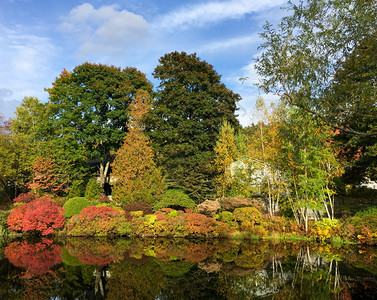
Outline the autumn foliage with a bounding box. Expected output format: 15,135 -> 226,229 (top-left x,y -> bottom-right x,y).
112,90 -> 165,205
7,198 -> 65,235
4,239 -> 62,275
13,192 -> 36,203
27,156 -> 69,195
66,205 -> 132,236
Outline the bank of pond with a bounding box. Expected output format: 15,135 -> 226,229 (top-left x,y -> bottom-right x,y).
0,237 -> 376,299
1,194 -> 376,246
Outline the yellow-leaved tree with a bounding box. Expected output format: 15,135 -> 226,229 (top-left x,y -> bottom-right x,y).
214,120 -> 238,198
111,90 -> 165,206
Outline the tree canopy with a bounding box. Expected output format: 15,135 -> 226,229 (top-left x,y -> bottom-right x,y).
255,0 -> 377,137
146,51 -> 241,202
46,63 -> 153,188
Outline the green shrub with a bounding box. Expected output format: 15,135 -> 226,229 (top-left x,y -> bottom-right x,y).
218,211 -> 239,230
154,189 -> 196,211
342,207 -> 377,244
63,197 -> 91,218
85,178 -> 102,201
354,206 -> 377,218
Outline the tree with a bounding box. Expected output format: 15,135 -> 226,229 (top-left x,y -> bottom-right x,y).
330,34 -> 377,181
46,63 -> 153,190
277,108 -> 343,230
28,156 -> 69,196
255,0 -> 377,137
214,120 -> 237,198
111,90 -> 165,206
147,51 -> 241,202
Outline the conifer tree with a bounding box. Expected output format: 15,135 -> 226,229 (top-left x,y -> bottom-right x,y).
111,90 -> 165,205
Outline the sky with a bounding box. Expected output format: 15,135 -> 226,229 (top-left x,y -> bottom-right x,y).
0,0 -> 289,126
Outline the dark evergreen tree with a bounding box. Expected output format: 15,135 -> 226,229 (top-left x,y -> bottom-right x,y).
146,51 -> 240,202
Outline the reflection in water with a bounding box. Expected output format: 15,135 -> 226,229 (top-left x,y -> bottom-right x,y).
0,238 -> 376,299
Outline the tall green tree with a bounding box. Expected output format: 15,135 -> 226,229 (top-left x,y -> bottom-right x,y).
147,51 -> 240,202
8,97 -> 51,194
330,34 -> 377,181
0,115 -> 23,200
46,63 -> 153,189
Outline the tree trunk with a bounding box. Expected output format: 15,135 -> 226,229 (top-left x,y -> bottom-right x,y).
99,161 -> 110,189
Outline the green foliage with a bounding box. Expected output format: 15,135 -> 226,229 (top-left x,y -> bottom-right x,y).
154,189 -> 196,211
63,197 -> 91,218
67,180 -> 86,198
46,63 -> 153,189
218,211 -> 239,230
214,120 -> 238,198
61,248 -> 84,267
354,206 -> 377,218
146,51 -> 240,202
343,208 -> 377,245
255,0 -> 377,184
85,178 -> 102,202
0,210 -> 10,237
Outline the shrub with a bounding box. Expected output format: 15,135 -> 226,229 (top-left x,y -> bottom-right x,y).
154,189 -> 196,211
311,218 -> 340,242
63,197 -> 91,218
218,211 -> 239,230
13,192 -> 36,204
7,198 -> 65,235
233,207 -> 262,225
219,196 -> 265,212
85,178 -> 102,201
123,202 -> 153,216
197,200 -> 221,217
66,205 -> 131,236
343,207 -> 377,244
80,206 -> 121,221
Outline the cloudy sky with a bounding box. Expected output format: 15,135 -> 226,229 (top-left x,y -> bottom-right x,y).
0,0 -> 288,126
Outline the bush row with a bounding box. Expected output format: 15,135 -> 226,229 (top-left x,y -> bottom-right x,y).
3,192 -> 376,244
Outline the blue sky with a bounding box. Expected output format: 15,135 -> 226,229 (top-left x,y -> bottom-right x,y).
0,0 -> 287,126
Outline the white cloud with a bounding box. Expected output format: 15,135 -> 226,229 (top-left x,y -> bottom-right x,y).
0,25 -> 57,108
59,3 -> 149,56
155,0 -> 285,31
198,34 -> 259,53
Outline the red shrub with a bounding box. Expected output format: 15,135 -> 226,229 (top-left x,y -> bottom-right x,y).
7,198 -> 65,235
80,206 -> 121,221
7,203 -> 28,231
13,192 -> 36,204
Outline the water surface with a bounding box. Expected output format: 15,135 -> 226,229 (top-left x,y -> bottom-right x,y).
0,237 -> 376,299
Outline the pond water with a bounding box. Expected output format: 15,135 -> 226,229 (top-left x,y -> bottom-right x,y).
0,237 -> 376,299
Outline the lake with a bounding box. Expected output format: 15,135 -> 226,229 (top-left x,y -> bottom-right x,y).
0,237 -> 376,299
